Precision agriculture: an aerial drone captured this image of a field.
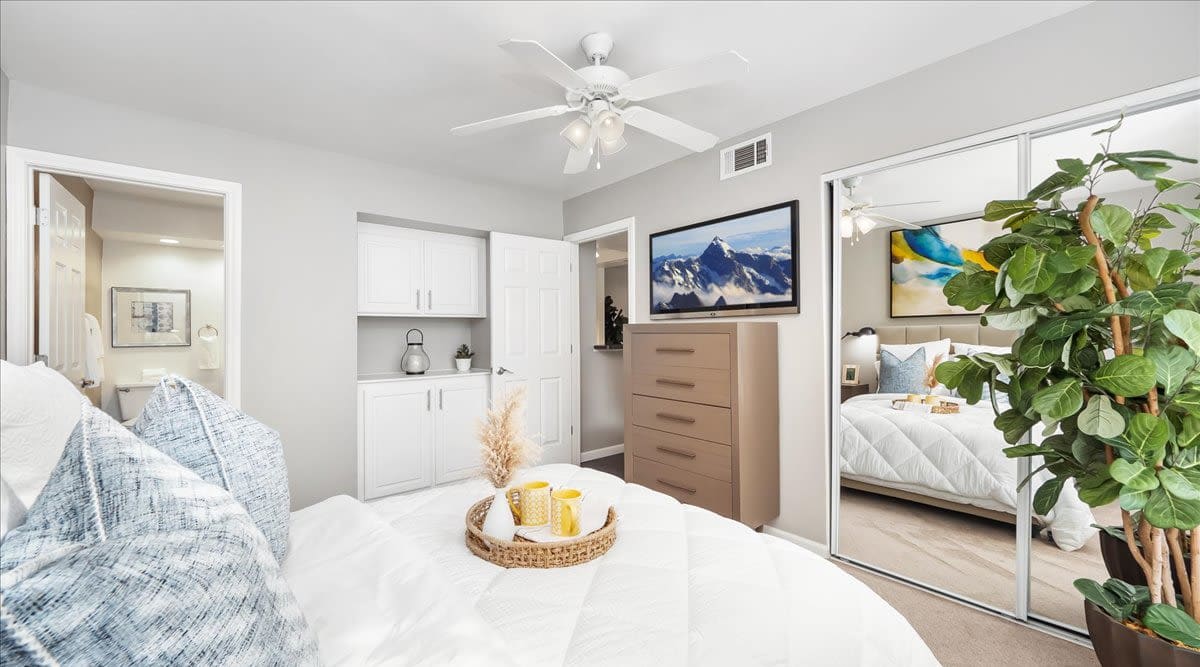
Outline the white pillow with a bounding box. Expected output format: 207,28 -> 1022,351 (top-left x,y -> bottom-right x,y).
0,476 -> 27,539
0,360 -> 83,507
878,339 -> 951,395
953,342 -> 1011,356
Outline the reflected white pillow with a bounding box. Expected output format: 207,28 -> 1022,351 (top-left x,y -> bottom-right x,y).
953,342 -> 1011,356
878,339 -> 952,394
0,360 -> 83,507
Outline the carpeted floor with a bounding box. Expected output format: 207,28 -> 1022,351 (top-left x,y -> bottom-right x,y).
838,487 -> 1119,630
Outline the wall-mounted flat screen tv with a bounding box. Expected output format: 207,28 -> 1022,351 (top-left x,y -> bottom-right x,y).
650,200 -> 798,319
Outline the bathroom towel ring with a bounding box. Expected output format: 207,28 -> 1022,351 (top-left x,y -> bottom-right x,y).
198,324 -> 219,338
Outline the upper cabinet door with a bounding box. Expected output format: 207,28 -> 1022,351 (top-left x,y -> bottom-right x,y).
424,237 -> 485,317
359,230 -> 422,315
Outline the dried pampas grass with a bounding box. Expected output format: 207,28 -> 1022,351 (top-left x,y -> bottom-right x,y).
925,353 -> 945,391
478,387 -> 541,488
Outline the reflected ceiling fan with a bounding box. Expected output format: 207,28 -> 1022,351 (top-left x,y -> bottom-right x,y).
451,33 -> 749,174
839,176 -> 938,243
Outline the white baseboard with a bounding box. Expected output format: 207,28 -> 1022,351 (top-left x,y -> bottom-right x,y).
762,525 -> 830,557
580,443 -> 624,462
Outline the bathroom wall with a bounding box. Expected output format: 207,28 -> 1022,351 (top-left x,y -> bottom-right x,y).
99,240 -> 223,417
579,241 -> 625,454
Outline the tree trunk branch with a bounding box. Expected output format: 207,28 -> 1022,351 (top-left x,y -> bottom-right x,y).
1169,529 -> 1193,615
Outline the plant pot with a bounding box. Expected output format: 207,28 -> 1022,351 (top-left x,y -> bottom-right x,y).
1100,530 -> 1183,595
1085,601 -> 1200,667
455,358 -> 472,372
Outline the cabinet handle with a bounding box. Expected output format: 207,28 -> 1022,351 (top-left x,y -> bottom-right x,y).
656,412 -> 696,424
416,289 -> 421,310
655,377 -> 696,388
426,389 -> 431,411
655,347 -> 695,353
439,388 -> 444,410
656,445 -> 697,459
656,478 -> 696,494
428,290 -> 432,309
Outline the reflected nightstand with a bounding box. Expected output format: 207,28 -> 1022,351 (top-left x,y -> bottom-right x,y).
841,383 -> 870,402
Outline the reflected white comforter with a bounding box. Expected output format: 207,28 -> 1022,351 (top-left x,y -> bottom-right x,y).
319,464 -> 938,667
840,393 -> 1096,550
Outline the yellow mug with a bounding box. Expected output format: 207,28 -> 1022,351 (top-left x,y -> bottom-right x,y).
507,481 -> 551,526
551,488 -> 583,537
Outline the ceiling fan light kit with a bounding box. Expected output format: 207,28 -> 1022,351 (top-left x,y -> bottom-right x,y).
838,176 -> 936,244
450,32 -> 749,174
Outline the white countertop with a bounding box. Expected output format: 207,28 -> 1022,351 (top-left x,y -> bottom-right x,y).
357,368 -> 492,383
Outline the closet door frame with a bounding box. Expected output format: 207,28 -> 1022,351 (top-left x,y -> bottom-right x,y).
823,77 -> 1199,645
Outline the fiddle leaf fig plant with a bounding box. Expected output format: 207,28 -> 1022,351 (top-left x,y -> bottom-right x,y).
933,118 -> 1200,639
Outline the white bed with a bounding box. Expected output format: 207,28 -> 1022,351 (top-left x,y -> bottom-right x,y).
839,325 -> 1097,551
285,464 -> 940,666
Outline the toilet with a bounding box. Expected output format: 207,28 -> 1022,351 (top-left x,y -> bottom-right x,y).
115,381 -> 158,425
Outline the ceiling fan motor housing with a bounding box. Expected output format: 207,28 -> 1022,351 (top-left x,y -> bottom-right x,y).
580,32 -> 614,64
567,65 -> 630,105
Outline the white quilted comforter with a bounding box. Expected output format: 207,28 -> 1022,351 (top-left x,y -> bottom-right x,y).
290,464 -> 939,666
840,393 -> 1096,550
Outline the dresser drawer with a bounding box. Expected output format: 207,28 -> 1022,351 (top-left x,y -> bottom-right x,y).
631,364 -> 731,407
631,333 -> 730,370
631,395 -> 732,445
628,426 -> 731,482
631,456 -> 733,517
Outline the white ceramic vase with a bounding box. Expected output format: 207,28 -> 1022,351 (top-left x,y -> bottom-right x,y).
455,358 -> 472,372
481,489 -> 516,541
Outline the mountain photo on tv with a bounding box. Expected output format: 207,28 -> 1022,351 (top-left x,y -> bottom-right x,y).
650,201 -> 799,318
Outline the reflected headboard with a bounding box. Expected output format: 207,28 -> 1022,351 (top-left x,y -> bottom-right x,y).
875,324 -> 1018,349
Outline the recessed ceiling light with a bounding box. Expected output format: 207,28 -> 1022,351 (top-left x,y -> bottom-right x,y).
159,238 -> 180,244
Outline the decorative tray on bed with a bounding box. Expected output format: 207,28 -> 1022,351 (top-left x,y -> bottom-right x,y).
465,496 -> 617,569
891,398 -> 961,414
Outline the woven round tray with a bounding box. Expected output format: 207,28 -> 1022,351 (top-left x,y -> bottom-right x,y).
465,495 -> 617,568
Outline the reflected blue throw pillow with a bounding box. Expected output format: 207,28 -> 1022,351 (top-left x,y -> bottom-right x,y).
878,348 -> 927,394
0,400 -> 319,666
133,377 -> 291,561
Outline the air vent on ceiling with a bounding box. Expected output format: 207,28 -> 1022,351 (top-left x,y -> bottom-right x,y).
719,132 -> 771,180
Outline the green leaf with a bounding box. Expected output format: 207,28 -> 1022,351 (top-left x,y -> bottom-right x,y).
981,307 -> 1041,331
943,270 -> 996,310
1108,156 -> 1172,181
1035,315 -> 1093,340
1104,290 -> 1181,317
1077,395 -> 1125,439
1045,269 -> 1096,300
1078,468 -> 1123,506
1007,246 -> 1054,294
1090,204 -> 1134,241
1027,171 -> 1083,201
1165,309 -> 1200,351
1159,469 -> 1200,500
1056,158 -> 1089,177
983,200 -> 1036,222
1174,389 -> 1200,414
1142,248 -> 1192,281
1031,379 -> 1082,421
1143,604 -> 1200,648
1091,116 -> 1124,136
1144,486 -> 1200,529
1111,149 -> 1198,164
1047,246 -> 1097,273
1075,579 -> 1127,619
1146,345 -> 1197,395
1161,203 -> 1200,226
1017,334 -> 1066,368
1120,487 -> 1151,511
1109,459 -> 1159,491
981,235 -> 1032,268
1172,445 -> 1200,469
1122,413 -> 1169,463
1033,477 -> 1065,514
995,410 -> 1037,445
1092,355 -> 1158,397
1179,416 -> 1200,449
1003,443 -> 1045,458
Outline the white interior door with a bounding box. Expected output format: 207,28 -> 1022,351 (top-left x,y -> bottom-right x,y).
37,174 -> 86,388
489,232 -> 577,465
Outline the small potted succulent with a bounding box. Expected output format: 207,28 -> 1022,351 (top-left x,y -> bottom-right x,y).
934,119 -> 1200,665
455,344 -> 474,372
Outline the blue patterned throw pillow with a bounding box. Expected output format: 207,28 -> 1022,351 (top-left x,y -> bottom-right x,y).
133,377 -> 291,561
878,348 -> 927,394
0,400 -> 319,666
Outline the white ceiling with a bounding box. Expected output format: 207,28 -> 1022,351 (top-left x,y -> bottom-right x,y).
84,178 -> 223,209
1,1 -> 1088,199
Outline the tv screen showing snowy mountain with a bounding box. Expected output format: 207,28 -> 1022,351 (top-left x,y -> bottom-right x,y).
650,201 -> 798,318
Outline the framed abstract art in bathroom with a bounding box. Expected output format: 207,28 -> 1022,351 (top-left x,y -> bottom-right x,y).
111,287 -> 192,347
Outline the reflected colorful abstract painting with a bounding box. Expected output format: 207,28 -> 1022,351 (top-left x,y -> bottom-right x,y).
890,218 -> 1003,317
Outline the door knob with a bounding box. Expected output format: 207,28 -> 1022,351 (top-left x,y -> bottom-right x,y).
495,366 -> 514,375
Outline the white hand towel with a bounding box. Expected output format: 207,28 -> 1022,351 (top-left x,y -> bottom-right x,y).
198,331 -> 220,370
81,313 -> 104,385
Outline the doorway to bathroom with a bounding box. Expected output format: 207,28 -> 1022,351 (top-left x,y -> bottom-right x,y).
4,147 -> 242,414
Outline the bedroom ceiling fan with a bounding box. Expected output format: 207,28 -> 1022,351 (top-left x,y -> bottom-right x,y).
839,176 -> 939,244
450,33 -> 749,174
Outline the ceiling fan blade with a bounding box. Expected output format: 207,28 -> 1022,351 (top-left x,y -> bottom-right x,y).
564,144 -> 592,174
870,200 -> 941,209
870,213 -> 921,229
621,106 -> 717,152
451,105 -> 574,136
499,39 -> 589,91
618,51 -> 749,102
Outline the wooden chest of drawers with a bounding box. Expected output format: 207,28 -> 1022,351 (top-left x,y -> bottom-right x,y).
623,323 -> 779,528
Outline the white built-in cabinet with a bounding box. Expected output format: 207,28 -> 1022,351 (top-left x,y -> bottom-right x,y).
358,372 -> 489,500
358,222 -> 486,317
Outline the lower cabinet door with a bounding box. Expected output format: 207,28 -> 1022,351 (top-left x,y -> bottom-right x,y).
434,376 -> 489,484
360,381 -> 434,499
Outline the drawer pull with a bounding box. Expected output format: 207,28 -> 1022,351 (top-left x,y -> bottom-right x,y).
655,377 -> 696,388
656,412 -> 696,424
655,347 -> 695,353
656,478 -> 697,494
656,445 -> 697,459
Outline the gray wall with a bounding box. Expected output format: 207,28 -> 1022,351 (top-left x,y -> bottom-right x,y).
5,80 -> 563,509
1,69 -> 8,359
578,242 -> 624,454
562,1 -> 1200,545
357,317 -> 479,374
